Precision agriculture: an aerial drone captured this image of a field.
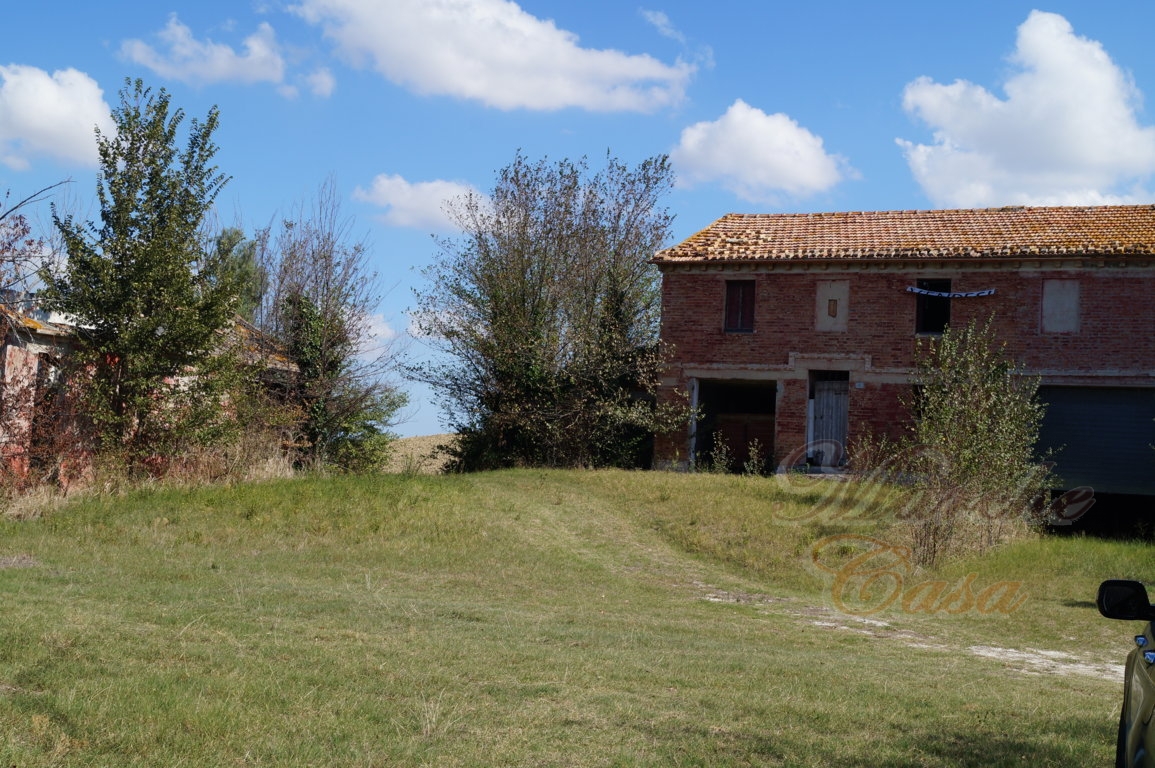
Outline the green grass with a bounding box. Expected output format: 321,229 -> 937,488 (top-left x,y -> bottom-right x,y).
0,470 -> 1148,766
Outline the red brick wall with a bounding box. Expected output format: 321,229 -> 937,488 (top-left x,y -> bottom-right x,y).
656,264 -> 1155,467
774,378 -> 807,461
848,382 -> 909,446
662,268 -> 1155,372
660,271 -> 918,369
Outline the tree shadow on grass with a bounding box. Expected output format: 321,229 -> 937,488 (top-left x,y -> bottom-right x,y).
856,716 -> 1113,768
640,711 -> 1112,767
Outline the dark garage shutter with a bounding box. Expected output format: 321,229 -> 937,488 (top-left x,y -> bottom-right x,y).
1037,387 -> 1155,496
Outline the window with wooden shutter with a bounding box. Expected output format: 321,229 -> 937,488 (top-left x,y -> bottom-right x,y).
724,280 -> 755,333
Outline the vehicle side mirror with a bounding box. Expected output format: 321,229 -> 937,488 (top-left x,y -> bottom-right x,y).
1098,580 -> 1155,621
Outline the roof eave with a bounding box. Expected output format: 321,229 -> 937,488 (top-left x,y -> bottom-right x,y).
652,251 -> 1155,267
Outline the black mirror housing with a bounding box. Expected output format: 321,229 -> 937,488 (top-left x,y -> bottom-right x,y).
1098,580 -> 1155,621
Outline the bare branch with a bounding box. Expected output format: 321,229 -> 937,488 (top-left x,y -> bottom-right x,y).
0,181 -> 72,224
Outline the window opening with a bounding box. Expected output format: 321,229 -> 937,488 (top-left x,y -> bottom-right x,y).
915,278 -> 951,334
724,280 -> 755,333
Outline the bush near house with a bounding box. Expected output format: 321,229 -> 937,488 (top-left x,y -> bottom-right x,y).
854,317 -> 1053,566
411,152 -> 689,471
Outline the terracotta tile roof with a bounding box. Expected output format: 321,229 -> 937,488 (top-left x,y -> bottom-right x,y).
653,205 -> 1155,264
232,317 -> 297,372
0,305 -> 72,338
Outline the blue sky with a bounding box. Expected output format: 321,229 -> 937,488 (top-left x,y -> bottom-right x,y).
5,1 -> 1155,435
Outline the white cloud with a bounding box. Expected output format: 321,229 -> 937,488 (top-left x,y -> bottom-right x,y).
353,173 -> 480,230
899,10 -> 1155,207
363,311 -> 397,341
306,67 -> 336,97
406,306 -> 463,342
356,310 -> 399,360
670,99 -> 850,203
0,66 -> 113,170
121,15 -> 285,86
640,9 -> 685,43
293,0 -> 693,112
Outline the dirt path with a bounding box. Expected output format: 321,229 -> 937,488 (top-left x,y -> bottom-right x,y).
691,581 -> 1125,682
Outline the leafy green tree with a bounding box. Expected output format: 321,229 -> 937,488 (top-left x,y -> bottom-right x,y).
253,182 -> 405,472
412,152 -> 687,470
214,227 -> 265,321
46,79 -> 241,462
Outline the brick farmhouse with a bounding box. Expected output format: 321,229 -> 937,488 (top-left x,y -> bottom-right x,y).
652,205 -> 1155,496
0,299 -> 296,484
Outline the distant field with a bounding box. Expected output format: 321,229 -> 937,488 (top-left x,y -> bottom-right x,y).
384,433 -> 456,474
0,469 -> 1146,766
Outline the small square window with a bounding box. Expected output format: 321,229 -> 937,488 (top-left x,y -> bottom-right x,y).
915,278 -> 951,334
724,280 -> 755,333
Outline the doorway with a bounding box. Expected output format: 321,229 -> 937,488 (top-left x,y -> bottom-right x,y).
808,371 -> 849,467
693,379 -> 776,473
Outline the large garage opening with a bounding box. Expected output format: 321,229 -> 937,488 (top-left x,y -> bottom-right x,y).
694,380 -> 776,473
1036,385 -> 1155,538
1050,493 -> 1155,540
1037,386 -> 1155,497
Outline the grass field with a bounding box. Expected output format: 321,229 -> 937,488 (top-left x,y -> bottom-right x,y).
0,469 -> 1149,766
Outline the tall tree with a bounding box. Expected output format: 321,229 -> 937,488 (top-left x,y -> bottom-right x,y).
412,152 -> 686,470
46,79 -> 240,460
214,227 -> 265,321
253,181 -> 405,472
